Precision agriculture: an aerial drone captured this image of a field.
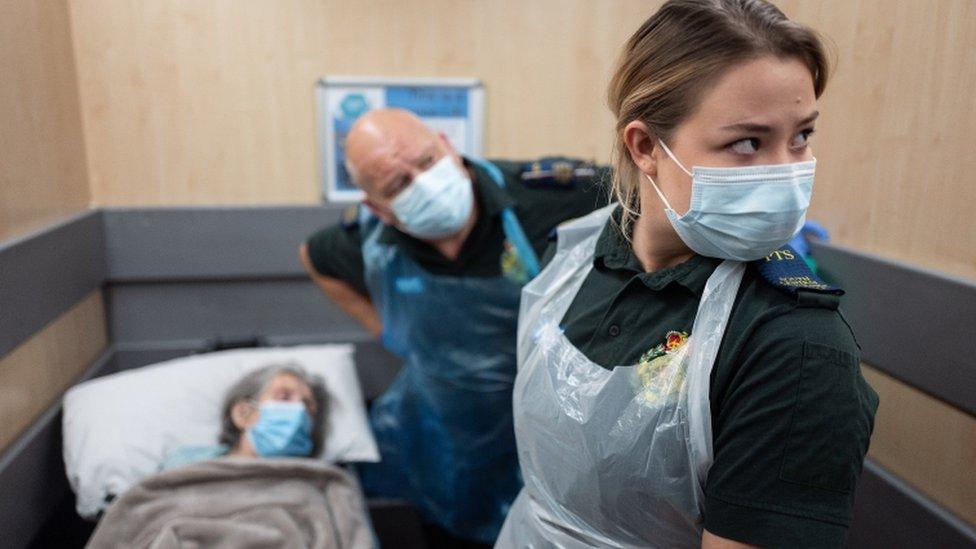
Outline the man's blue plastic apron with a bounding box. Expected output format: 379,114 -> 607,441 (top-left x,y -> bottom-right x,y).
358,158 -> 538,543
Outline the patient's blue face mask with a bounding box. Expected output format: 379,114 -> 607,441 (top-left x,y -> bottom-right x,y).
390,155 -> 474,240
645,139 -> 815,261
246,401 -> 313,458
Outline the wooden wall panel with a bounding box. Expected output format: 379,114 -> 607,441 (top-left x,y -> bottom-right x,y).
781,0 -> 976,280
0,292 -> 106,453
320,1 -> 655,167
862,365 -> 976,526
69,0 -> 333,206
0,0 -> 90,242
68,0 -> 654,207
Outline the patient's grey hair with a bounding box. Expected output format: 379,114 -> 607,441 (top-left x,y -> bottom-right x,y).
219,363 -> 330,456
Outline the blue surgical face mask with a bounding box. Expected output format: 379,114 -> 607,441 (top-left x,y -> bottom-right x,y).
247,401 -> 313,458
644,139 -> 815,261
390,155 -> 474,239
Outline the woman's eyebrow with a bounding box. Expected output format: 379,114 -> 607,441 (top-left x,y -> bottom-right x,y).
720,111 -> 820,133
720,121 -> 774,133
796,110 -> 820,126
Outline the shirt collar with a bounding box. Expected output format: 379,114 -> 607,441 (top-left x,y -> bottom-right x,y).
594,205 -> 721,296
378,156 -> 513,245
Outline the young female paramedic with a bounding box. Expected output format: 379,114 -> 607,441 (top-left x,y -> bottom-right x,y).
497,1 -> 878,547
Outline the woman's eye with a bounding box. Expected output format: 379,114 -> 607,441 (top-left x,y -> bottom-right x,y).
729,138 -> 760,155
791,128 -> 815,149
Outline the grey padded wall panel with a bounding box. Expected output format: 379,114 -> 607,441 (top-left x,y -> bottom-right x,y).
0,349 -> 114,549
0,211 -> 106,357
849,459 -> 976,548
812,242 -> 976,416
102,206 -> 345,281
107,279 -> 368,344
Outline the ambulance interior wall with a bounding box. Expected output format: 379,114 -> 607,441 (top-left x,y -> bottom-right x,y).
1,0 -> 974,533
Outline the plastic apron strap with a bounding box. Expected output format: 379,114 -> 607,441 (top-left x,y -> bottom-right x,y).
467,158 -> 541,279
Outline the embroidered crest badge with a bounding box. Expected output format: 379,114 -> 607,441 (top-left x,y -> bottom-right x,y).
634,331 -> 690,406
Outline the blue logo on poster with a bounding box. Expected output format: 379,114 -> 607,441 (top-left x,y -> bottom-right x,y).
340,93 -> 369,120
386,86 -> 468,117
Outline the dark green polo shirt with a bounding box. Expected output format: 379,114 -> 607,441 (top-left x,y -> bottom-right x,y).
552,208 -> 878,549
306,158 -> 608,293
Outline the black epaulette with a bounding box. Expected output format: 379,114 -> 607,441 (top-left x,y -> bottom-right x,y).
340,204 -> 360,231
520,157 -> 597,189
754,245 -> 844,307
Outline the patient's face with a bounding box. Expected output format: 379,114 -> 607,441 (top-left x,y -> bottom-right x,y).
235,373 -> 315,432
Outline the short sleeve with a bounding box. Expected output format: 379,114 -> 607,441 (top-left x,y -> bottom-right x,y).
704,309 -> 879,548
305,223 -> 368,296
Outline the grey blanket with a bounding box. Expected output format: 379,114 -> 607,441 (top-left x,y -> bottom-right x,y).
87,457 -> 374,549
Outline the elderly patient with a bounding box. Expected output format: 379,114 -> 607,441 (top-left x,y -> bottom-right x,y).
87,364 -> 373,549
162,364 -> 329,468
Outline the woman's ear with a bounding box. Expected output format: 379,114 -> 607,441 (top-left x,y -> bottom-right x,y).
623,120 -> 659,178
231,401 -> 257,430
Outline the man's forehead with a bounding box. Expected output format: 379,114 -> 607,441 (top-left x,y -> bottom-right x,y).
352,131 -> 438,182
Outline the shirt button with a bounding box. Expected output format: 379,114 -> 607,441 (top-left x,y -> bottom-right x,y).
608,324 -> 621,337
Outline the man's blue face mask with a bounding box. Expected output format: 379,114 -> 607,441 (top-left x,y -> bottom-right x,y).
247,401 -> 313,457
390,155 -> 474,240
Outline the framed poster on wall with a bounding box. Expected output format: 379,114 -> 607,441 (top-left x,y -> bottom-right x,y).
315,76 -> 485,203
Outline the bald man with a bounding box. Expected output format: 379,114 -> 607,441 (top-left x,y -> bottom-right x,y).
300,109 -> 605,545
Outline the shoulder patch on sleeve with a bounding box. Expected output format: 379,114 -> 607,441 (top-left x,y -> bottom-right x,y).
520,157 -> 597,189
754,245 -> 844,298
340,204 -> 360,231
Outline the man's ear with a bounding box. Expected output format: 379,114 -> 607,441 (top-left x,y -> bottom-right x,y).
231,401 -> 256,430
622,120 -> 659,178
436,132 -> 456,153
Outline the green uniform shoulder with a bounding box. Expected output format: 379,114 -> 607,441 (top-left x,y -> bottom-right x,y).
517,157 -> 603,190
723,250 -> 858,361
751,245 -> 844,309
487,157 -> 607,189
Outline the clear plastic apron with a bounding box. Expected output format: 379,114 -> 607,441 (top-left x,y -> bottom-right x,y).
496,205 -> 745,548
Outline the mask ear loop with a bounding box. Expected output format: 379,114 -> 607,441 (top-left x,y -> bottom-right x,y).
643,172 -> 675,211
656,139 -> 693,177
643,138 -> 692,211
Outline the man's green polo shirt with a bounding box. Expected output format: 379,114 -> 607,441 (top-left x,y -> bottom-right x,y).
306,158 -> 607,294
551,208 -> 878,549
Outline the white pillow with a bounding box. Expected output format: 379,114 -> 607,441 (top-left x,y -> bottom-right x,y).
63,344 -> 379,518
